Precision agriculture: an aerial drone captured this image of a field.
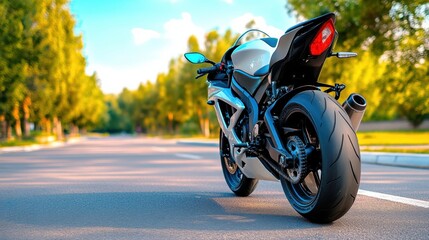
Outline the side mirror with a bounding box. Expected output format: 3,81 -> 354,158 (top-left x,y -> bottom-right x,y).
184,52 -> 207,64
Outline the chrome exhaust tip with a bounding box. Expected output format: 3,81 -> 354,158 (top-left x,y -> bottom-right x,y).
342,93 -> 367,131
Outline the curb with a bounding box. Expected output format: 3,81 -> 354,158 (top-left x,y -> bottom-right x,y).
177,140 -> 429,169
361,152 -> 429,169
0,137 -> 87,154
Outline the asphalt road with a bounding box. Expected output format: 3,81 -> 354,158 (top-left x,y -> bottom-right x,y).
0,136 -> 428,240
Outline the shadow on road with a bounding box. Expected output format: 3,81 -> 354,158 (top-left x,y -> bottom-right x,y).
0,191 -> 318,231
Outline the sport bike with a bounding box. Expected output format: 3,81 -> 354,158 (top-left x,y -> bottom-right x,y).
184,13 -> 367,223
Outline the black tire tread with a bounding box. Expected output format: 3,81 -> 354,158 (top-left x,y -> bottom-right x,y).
330,134 -> 344,167
347,134 -> 361,161
219,130 -> 259,197
280,90 -> 361,223
233,179 -> 258,197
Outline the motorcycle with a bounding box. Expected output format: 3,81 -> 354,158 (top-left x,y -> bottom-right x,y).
184,13 -> 367,223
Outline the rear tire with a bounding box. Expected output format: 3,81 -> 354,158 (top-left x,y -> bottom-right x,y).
280,90 -> 361,223
219,130 -> 258,197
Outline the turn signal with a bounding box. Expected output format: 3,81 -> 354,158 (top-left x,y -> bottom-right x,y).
309,19 -> 335,56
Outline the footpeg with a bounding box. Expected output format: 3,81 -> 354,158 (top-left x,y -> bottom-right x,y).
234,143 -> 249,148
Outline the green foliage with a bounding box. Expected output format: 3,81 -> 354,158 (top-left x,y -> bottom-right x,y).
0,0 -> 33,121
287,0 -> 429,126
103,29 -> 237,136
94,94 -> 132,133
0,0 -> 105,141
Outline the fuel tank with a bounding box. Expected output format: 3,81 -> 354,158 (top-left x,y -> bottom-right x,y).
231,38 -> 277,95
231,38 -> 277,77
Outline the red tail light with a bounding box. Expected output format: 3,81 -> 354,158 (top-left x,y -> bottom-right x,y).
309,19 -> 335,56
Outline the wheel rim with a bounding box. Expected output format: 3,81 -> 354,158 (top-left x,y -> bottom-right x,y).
282,108 -> 322,208
220,132 -> 243,190
225,156 -> 238,174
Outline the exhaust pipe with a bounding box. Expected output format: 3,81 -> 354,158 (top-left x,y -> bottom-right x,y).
342,93 -> 367,131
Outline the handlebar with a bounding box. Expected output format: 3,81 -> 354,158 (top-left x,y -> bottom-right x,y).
195,63 -> 230,79
197,65 -> 219,74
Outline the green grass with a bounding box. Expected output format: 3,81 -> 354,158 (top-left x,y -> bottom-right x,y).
357,130 -> 429,154
361,148 -> 429,154
0,133 -> 58,148
0,139 -> 38,147
357,131 -> 429,146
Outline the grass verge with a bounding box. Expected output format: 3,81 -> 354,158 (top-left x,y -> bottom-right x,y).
0,139 -> 38,147
360,147 -> 429,154
357,131 -> 429,146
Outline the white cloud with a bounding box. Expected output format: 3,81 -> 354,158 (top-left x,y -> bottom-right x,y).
230,13 -> 284,38
96,12 -> 205,93
223,0 -> 233,4
152,12 -> 205,83
131,28 -> 160,45
89,61 -> 165,94
163,12 -> 205,51
131,12 -> 203,56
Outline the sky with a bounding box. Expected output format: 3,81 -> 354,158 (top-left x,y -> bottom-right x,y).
69,0 -> 297,94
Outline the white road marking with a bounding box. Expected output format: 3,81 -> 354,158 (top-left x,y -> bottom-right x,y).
358,189 -> 429,209
175,154 -> 202,160
151,147 -> 167,152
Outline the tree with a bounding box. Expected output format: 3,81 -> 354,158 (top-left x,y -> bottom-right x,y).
0,0 -> 35,140
286,0 -> 429,126
1,0 -> 106,141
29,0 -> 105,137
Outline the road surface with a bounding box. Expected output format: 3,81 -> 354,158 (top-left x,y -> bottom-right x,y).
0,136 -> 428,239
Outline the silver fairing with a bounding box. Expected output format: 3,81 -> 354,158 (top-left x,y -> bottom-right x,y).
208,81 -> 277,181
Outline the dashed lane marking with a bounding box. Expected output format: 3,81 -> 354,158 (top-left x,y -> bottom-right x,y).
175,154 -> 202,160
151,147 -> 167,152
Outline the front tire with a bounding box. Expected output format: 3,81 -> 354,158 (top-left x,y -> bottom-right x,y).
280,90 -> 361,223
219,130 -> 258,197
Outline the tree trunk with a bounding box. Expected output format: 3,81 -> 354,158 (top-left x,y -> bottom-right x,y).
197,108 -> 210,137
23,96 -> 31,137
43,118 -> 52,134
204,118 -> 210,137
14,119 -> 22,138
12,104 -> 22,138
53,116 -> 63,140
167,112 -> 174,134
70,124 -> 79,136
0,115 -> 6,141
23,118 -> 30,137
6,123 -> 12,140
197,109 -> 204,135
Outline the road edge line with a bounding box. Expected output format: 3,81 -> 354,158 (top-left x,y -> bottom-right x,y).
358,189 -> 429,208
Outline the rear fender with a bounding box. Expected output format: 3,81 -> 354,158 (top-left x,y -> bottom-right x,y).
271,86 -> 320,115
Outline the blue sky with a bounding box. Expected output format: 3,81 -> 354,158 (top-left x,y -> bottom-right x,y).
69,0 -> 296,94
